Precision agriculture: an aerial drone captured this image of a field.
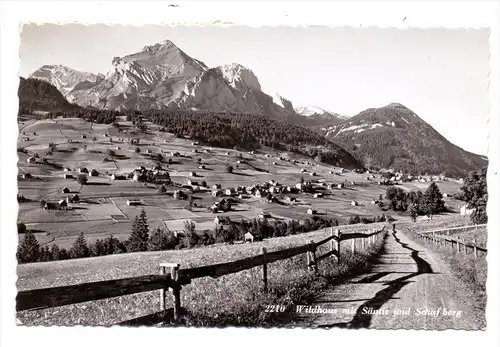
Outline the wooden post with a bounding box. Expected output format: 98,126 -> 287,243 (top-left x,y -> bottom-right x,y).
361,236 -> 365,249
159,266 -> 166,314
457,237 -> 461,254
306,247 -> 311,270
309,240 -> 318,274
473,238 -> 478,258
262,247 -> 268,293
351,237 -> 356,253
337,230 -> 341,263
160,262 -> 181,321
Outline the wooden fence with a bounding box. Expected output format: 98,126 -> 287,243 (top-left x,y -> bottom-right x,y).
16,225 -> 388,322
406,228 -> 487,258
418,223 -> 487,236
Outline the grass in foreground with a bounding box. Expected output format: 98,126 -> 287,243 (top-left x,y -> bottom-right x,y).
17,224 -> 388,327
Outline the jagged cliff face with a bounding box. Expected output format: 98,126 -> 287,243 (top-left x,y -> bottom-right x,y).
29,41 -> 298,117
30,65 -> 104,101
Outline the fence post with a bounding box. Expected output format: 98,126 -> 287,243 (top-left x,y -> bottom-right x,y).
262,247 -> 268,292
160,262 -> 181,321
309,240 -> 318,274
351,237 -> 356,253
361,236 -> 365,249
473,238 -> 478,258
159,265 -> 167,315
457,237 -> 461,254
337,230 -> 341,263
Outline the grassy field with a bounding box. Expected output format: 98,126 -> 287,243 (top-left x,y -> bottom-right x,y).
17,223 -> 388,326
17,116 -> 467,250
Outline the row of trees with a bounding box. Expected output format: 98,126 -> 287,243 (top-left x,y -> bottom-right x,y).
383,182 -> 445,221
348,214 -> 395,225
137,109 -> 362,168
45,109 -> 120,124
456,167 -> 488,224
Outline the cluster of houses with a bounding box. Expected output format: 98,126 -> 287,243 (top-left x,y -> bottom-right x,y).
42,193 -> 80,211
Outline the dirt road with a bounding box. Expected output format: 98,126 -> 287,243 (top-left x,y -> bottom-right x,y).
288,229 -> 485,330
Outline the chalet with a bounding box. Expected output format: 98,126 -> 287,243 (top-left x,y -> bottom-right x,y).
225,188 -> 236,196
58,199 -> 68,208
191,141 -> 199,146
212,190 -> 222,197
313,193 -> 324,198
110,174 -> 123,180
192,185 -> 201,192
350,181 -> 355,186
214,216 -> 231,225
351,200 -> 358,206
212,184 -> 222,190
443,193 -> 449,198
286,196 -> 297,202
89,169 -> 99,177
295,183 -> 304,191
259,212 -> 271,219
366,177 -> 371,180
171,152 -> 180,157
104,133 -> 109,137
309,172 -> 316,176
307,209 -> 316,215
62,187 -> 70,193
337,183 -> 344,189
173,190 -> 186,200
460,205 -> 475,216
146,149 -> 152,154
204,149 -> 211,153
301,168 -> 307,173
193,149 -> 198,153
189,171 -> 196,177
255,190 -> 262,198
198,165 -> 206,170
339,168 -> 345,173
329,171 -> 333,174
126,199 -> 141,206
81,134 -> 86,139
187,180 -> 198,186
250,151 -> 255,154
265,154 -> 270,158
132,173 -> 141,182
244,232 -> 255,243
226,152 -> 231,156
26,157 -> 36,164
371,200 -> 377,204
79,168 -> 88,173
22,173 -> 32,179
64,167 -> 71,172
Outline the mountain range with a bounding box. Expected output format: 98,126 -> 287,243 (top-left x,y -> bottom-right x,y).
26,39 -> 487,177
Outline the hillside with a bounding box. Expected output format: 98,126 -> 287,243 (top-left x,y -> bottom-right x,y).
18,77 -> 81,115
142,109 -> 365,169
323,103 -> 487,177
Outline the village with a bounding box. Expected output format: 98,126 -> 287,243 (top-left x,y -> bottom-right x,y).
16,116 -> 468,249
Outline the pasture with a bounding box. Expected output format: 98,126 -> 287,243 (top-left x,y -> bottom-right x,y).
17,115 -> 466,249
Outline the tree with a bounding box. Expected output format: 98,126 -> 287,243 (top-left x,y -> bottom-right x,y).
127,209 -> 150,252
184,221 -> 198,248
149,228 -> 178,251
135,147 -> 141,154
408,203 -> 418,222
158,184 -> 167,195
226,165 -> 233,174
70,232 -> 90,258
49,244 -> 62,261
92,136 -> 97,144
91,239 -> 105,257
422,182 -> 445,216
77,174 -> 88,191
459,167 -> 488,224
300,176 -> 305,184
17,222 -> 27,234
17,231 -> 40,263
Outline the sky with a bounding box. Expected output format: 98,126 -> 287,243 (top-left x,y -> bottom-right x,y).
19,24 -> 490,156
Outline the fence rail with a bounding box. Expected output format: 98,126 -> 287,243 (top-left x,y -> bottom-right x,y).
406,228 -> 487,257
418,223 -> 487,235
16,225 -> 389,322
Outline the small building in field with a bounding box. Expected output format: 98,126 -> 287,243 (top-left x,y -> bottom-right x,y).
198,165 -> 206,170
337,183 -> 344,189
286,196 -> 297,202
111,174 -> 124,180
313,193 -> 324,198
58,199 -> 68,208
371,200 -> 377,204
255,190 -> 262,198
62,187 -> 70,193
212,190 -> 222,197
189,171 -> 196,177
22,173 -> 32,179
27,157 -> 36,164
244,232 -> 255,243
309,172 -> 316,176
70,194 -> 79,203
89,169 -> 99,177
259,212 -> 271,219
212,184 -> 221,190
460,205 -> 475,216
64,167 -> 71,172
126,199 -> 141,206
307,208 -> 316,215
296,183 -> 304,191
225,188 -> 236,196
351,200 -> 358,206
214,216 -> 231,225
79,167 -> 88,173
301,168 -> 307,173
